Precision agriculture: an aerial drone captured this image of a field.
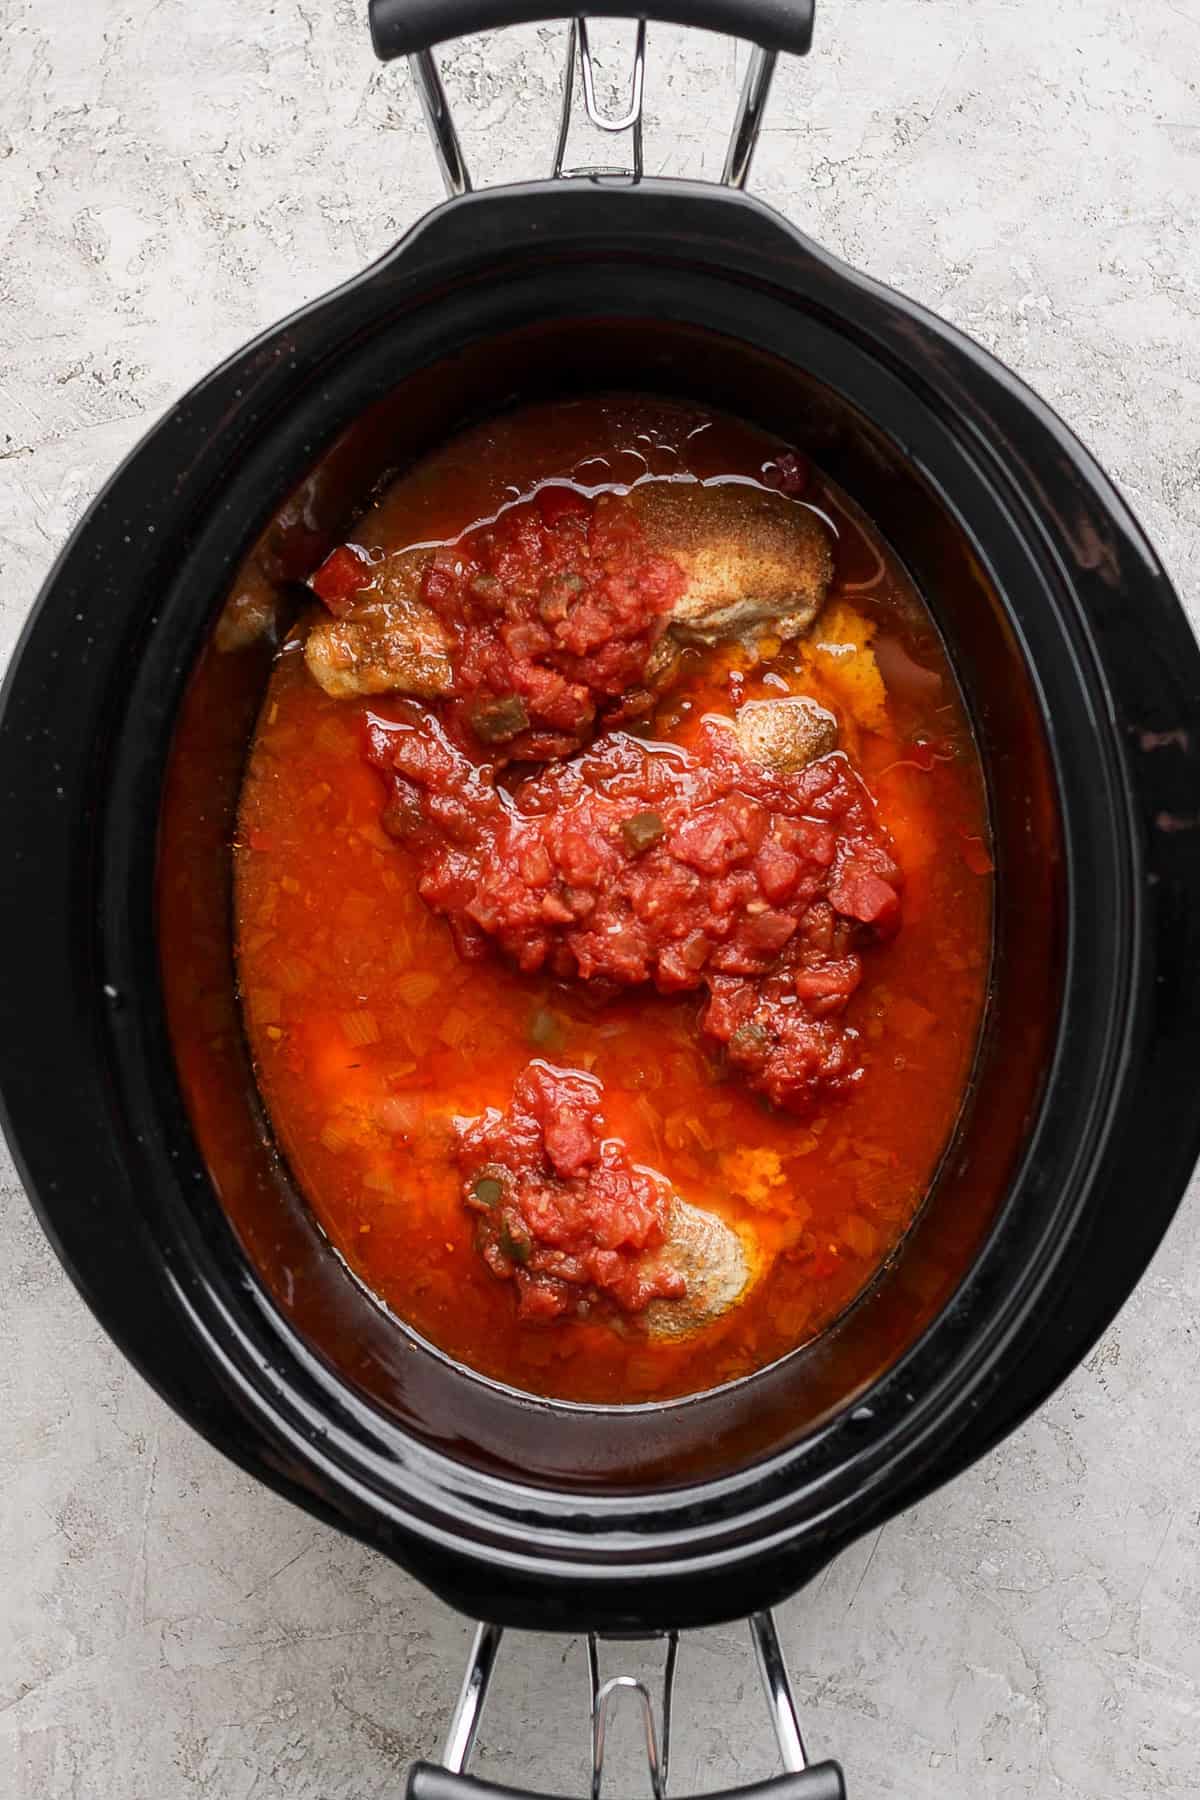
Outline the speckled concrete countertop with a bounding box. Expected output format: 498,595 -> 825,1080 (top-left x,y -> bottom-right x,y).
2,3 -> 1198,1796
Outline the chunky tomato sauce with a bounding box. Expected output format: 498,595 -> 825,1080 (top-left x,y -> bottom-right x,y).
458,1060 -> 685,1322
231,395 -> 992,1403
364,711 -> 899,1114
317,487 -> 686,759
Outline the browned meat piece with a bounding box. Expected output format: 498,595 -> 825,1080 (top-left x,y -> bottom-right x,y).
303,479 -> 834,703
643,1199 -> 755,1340
730,696 -> 838,772
305,599 -> 454,700
304,548 -> 454,700
628,480 -> 834,646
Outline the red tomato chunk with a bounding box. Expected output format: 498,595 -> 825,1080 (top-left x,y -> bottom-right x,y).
309,544 -> 370,614
765,449 -> 810,497
366,712 -> 901,1113
457,1061 -> 686,1321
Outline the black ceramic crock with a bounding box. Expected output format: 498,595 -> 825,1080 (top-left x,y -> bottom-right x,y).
2,4 -> 1199,1795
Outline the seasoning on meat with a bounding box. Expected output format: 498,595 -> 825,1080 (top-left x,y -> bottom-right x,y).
729,695 -> 838,772
627,480 -> 832,645
305,542 -> 456,701
643,1199 -> 754,1341
305,594 -> 455,701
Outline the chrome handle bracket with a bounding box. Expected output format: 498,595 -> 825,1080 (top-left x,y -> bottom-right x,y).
554,17 -> 647,181
432,1608 -> 826,1796
404,16 -> 785,199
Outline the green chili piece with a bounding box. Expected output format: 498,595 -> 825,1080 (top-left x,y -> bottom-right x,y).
729,1020 -> 771,1059
499,1223 -> 530,1265
470,694 -> 530,743
529,1007 -> 563,1049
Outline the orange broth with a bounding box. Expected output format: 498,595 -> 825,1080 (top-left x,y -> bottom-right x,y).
232,397 -> 991,1403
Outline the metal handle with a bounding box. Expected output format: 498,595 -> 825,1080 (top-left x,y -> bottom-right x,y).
406,1611 -> 848,1799
369,1 -> 815,59
370,3 -> 815,196
407,1769 -> 847,1799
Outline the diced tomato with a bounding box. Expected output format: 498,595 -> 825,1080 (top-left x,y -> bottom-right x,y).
793,961 -> 861,1005
310,544 -> 369,615
742,910 -> 797,955
755,841 -> 801,904
776,816 -> 837,867
830,870 -> 901,930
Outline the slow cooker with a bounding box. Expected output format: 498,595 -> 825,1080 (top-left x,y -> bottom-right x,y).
2,5 -> 1199,1795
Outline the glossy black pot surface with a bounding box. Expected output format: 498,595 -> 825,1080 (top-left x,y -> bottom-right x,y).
3,174 -> 1200,1637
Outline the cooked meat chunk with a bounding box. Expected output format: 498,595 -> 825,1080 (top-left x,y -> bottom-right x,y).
302,480 -> 834,711
305,544 -> 454,700
730,696 -> 838,773
628,480 -> 833,645
453,1058 -> 757,1336
305,599 -> 454,700
644,1199 -> 754,1340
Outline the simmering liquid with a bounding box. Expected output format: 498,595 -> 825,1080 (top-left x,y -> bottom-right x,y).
231,396 -> 992,1403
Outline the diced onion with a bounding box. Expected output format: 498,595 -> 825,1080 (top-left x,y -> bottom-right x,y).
341,1010 -> 381,1047
842,1214 -> 880,1258
395,971 -> 439,1006
439,1008 -> 470,1048
276,957 -> 312,994
375,1096 -> 422,1134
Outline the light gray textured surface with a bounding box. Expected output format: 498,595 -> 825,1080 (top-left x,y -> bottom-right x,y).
2,2 -> 1198,1795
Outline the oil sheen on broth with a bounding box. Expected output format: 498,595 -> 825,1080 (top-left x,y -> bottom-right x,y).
232,396 -> 991,1404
